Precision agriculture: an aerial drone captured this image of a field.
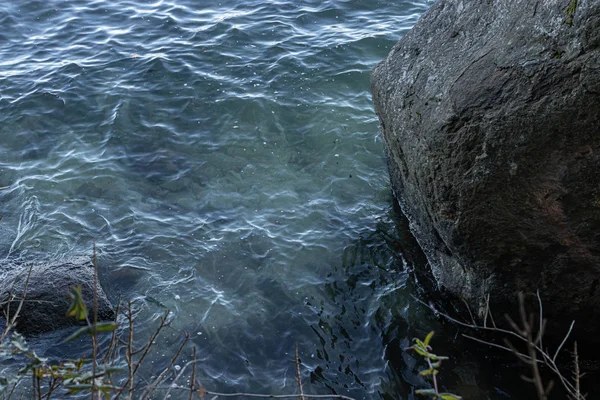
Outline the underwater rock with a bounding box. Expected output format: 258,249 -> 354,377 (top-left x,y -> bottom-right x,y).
0,257 -> 114,335
372,0 -> 600,328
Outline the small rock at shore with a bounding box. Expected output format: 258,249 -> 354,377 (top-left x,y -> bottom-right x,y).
0,257 -> 114,335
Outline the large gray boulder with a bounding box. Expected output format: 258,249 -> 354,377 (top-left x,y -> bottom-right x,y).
372,0 -> 600,325
0,258 -> 114,335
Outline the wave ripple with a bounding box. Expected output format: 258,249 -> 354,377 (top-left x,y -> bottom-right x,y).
0,0 -> 441,399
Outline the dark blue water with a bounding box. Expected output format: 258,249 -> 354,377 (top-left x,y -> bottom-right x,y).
0,1 -> 528,399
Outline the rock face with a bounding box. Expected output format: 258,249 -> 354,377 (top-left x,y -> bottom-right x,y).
0,223 -> 15,259
372,0 -> 600,323
0,258 -> 114,335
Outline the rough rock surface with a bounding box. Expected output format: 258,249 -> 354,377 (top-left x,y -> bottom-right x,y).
372,0 -> 600,323
0,258 -> 114,335
0,223 -> 14,259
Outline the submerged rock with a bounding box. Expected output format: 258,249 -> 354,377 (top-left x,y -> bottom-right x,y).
372,0 -> 600,326
0,257 -> 114,335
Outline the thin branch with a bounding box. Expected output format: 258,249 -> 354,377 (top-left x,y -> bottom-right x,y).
162,384 -> 357,400
483,293 -> 493,328
1,264 -> 34,342
295,344 -> 305,400
196,391 -> 357,400
574,342 -> 580,397
413,296 -> 533,347
143,332 -> 190,400
115,308 -> 171,400
91,245 -> 99,399
553,320 -> 575,363
415,293 -> 582,398
189,346 -> 197,400
461,297 -> 476,326
537,290 -> 544,351
128,302 -> 134,400
6,375 -> 22,400
462,333 -> 533,361
503,338 -> 535,365
160,359 -> 358,400
102,296 -> 121,364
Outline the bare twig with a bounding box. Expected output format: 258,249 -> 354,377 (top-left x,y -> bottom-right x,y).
415,293 -> 584,399
295,344 -> 305,400
189,346 -> 197,400
115,308 -> 171,400
461,297 -> 476,326
553,320 -> 575,363
161,357 -> 357,400
462,334 -> 533,361
35,370 -> 42,400
143,332 -> 190,400
537,290 -> 544,351
91,245 -> 99,399
1,264 -> 34,342
486,293 -> 497,329
102,296 -> 122,364
162,382 -> 357,400
6,375 -> 22,400
186,390 -> 356,400
413,295 -> 534,347
126,301 -> 134,400
571,342 -> 583,400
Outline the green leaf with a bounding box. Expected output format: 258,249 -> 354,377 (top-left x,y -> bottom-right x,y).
420,368 -> 438,376
411,345 -> 428,357
26,351 -> 47,364
66,383 -> 94,394
94,322 -> 119,332
66,285 -> 88,321
64,322 -> 118,343
11,334 -> 29,352
64,326 -> 90,343
415,388 -> 437,396
424,331 -> 435,347
96,364 -> 126,374
427,354 -> 448,361
414,339 -> 427,350
439,393 -> 462,400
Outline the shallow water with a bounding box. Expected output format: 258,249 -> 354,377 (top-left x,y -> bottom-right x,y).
0,0 -> 529,398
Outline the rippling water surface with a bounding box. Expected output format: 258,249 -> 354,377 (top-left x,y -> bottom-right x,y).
0,0 -> 522,399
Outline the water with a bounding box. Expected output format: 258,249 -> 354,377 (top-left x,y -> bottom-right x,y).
0,0 -> 528,399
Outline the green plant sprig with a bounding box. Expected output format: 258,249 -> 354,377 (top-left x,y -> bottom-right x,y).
407,331 -> 462,400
